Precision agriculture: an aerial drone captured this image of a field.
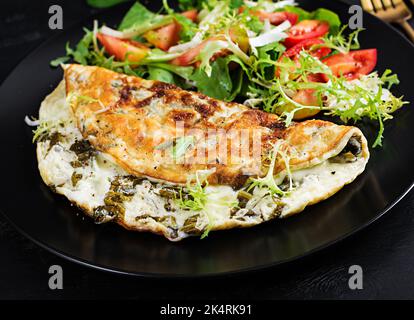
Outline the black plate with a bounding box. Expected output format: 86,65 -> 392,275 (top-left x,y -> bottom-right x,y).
0,0 -> 413,278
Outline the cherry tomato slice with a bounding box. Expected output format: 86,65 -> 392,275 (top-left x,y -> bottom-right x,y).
181,9 -> 198,22
322,49 -> 377,80
284,20 -> 330,48
97,33 -> 149,62
170,37 -> 223,66
238,7 -> 298,26
276,38 -> 331,80
144,10 -> 198,51
144,23 -> 180,51
283,38 -> 331,60
252,10 -> 298,26
170,25 -> 249,66
291,89 -> 321,119
275,89 -> 320,120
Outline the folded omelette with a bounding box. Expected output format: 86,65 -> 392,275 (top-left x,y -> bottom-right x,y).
35,64 -> 369,241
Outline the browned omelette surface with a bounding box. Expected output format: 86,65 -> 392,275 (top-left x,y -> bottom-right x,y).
64,64 -> 362,186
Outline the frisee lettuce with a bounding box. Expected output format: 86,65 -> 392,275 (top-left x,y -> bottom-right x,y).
322,25 -> 361,54
247,140 -> 292,197
176,171 -> 209,211
32,120 -> 63,143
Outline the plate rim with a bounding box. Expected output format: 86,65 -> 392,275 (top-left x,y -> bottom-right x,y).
1,0 -> 414,278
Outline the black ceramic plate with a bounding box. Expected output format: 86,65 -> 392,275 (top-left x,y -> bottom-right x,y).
0,0 -> 413,277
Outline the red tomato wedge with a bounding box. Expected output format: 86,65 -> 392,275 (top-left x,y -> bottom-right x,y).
291,89 -> 320,119
144,10 -> 198,51
170,37 -> 222,66
275,89 -> 320,120
293,89 -> 319,106
284,20 -> 330,48
144,23 -> 180,51
283,38 -> 331,60
322,49 -> 377,81
181,9 -> 198,22
97,33 -> 149,62
170,25 -> 249,66
276,38 -> 331,80
238,7 -> 298,26
251,10 -> 298,26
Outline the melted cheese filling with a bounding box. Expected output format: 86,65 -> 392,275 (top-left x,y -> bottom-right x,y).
36,81 -> 368,241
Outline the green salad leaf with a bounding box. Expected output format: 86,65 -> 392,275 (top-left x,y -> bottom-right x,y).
50,56 -> 70,67
64,28 -> 95,65
284,5 -> 311,21
148,62 -> 194,79
229,0 -> 243,9
312,8 -> 341,34
190,56 -> 246,101
86,0 -> 130,8
148,66 -> 175,83
162,0 -> 198,42
177,0 -> 205,11
118,1 -> 158,30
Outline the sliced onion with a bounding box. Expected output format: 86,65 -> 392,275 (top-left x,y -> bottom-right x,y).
24,115 -> 39,126
249,20 -> 291,48
168,32 -> 204,53
243,98 -> 263,108
263,19 -> 271,33
100,25 -> 132,39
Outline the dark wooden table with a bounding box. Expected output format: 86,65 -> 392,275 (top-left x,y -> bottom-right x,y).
1,0 -> 413,300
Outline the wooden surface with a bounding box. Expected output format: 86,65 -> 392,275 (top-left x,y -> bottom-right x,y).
1,0 -> 413,299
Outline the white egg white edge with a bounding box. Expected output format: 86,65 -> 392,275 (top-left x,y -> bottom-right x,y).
36,80 -> 370,241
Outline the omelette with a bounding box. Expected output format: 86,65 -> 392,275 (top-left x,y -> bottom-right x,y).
34,64 -> 369,241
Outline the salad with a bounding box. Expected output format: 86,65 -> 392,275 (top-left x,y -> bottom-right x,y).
52,0 -> 407,147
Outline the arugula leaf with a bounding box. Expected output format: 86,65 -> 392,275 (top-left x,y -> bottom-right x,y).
65,28 -> 94,65
86,0 -> 130,8
118,1 -> 156,31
